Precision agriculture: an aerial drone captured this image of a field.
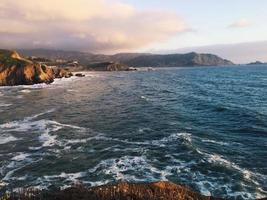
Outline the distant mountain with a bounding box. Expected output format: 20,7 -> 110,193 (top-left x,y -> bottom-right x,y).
247,61 -> 267,65
17,49 -> 110,65
123,52 -> 233,67
17,49 -> 234,67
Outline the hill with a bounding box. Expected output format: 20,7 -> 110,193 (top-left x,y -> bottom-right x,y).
17,49 -> 234,67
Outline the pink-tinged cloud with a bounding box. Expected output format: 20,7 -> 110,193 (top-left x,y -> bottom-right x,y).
0,0 -> 189,53
228,19 -> 252,28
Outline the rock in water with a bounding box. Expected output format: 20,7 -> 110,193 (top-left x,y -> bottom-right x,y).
0,49 -> 72,86
86,62 -> 131,71
75,73 -> 85,77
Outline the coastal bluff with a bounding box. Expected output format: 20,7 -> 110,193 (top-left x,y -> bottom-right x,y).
0,49 -> 72,86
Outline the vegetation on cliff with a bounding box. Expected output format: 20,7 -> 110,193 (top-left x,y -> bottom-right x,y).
0,49 -> 72,86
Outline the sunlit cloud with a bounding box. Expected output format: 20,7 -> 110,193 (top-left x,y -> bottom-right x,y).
0,0 -> 189,53
228,19 -> 252,28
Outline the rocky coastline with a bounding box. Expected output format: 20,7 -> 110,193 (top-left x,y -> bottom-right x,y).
0,50 -> 73,86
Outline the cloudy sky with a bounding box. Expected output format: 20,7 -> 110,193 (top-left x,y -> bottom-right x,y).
0,0 -> 266,63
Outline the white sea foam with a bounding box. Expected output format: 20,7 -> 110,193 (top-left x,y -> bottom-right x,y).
0,109 -> 86,149
38,130 -> 58,147
138,127 -> 151,133
160,132 -> 192,143
20,89 -> 31,93
140,96 -> 150,101
88,156 -> 164,182
0,103 -> 12,107
64,132 -> 193,148
0,109 -> 85,133
11,153 -> 30,161
0,181 -> 7,188
44,171 -> 86,182
29,146 -> 42,150
201,139 -> 229,146
196,149 -> 266,188
0,135 -> 19,144
2,153 -> 34,181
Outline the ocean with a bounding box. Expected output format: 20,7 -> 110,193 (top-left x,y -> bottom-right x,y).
0,65 -> 266,199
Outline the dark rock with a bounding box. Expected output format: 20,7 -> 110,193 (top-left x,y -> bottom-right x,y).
75,73 -> 85,77
86,62 -> 131,71
52,67 -> 73,78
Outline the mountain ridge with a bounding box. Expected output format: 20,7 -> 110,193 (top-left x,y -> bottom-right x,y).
17,49 -> 234,67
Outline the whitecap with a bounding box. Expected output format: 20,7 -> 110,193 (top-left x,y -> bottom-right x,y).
197,149 -> 266,187
20,89 -> 31,93
201,139 -> 229,146
0,135 -> 19,144
11,153 -> 30,161
0,110 -> 86,148
44,171 -> 86,182
29,146 -> 42,150
0,109 -> 84,133
38,129 -> 58,147
195,181 -> 212,196
140,96 -> 150,101
25,108 -> 56,120
66,132 -> 193,148
0,103 -> 12,107
138,127 -> 151,133
88,156 -> 164,182
0,181 -> 7,188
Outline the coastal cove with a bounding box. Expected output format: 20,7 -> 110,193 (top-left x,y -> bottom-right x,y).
0,66 -> 266,199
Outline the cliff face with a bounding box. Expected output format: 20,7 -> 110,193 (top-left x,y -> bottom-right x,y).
86,62 -> 132,71
0,50 -> 72,86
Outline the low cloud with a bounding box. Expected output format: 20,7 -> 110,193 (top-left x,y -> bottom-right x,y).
0,0 -> 189,53
228,19 -> 252,28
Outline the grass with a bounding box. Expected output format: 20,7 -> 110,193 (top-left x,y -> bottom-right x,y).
0,49 -> 27,67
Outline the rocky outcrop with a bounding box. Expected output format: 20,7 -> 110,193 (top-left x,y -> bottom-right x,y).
86,62 -> 133,71
75,73 -> 85,77
0,49 -> 72,86
4,181 -> 225,200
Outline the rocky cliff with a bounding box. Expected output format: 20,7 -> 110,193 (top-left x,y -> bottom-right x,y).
0,50 -> 72,86
86,62 -> 135,71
